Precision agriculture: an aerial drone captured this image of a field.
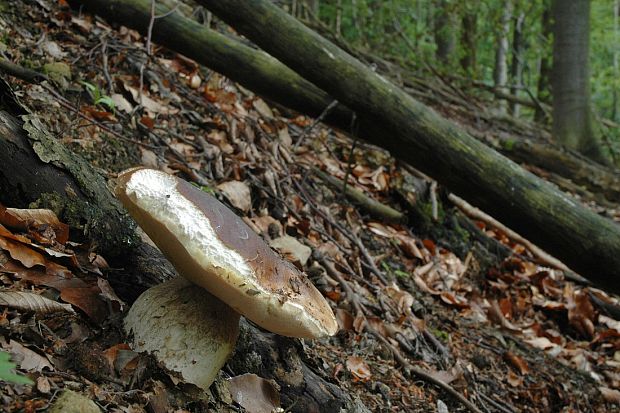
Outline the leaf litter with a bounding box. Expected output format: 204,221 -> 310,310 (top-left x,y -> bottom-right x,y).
0,1 -> 618,412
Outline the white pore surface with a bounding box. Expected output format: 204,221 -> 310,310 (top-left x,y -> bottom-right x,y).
126,169 -> 255,282
125,169 -> 330,338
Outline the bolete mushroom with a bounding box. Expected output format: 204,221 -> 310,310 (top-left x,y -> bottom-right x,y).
124,277 -> 240,389
116,168 -> 337,388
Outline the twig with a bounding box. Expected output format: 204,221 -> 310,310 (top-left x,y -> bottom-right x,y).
0,58 -> 48,83
312,167 -> 405,223
292,99 -> 339,151
448,193 -> 590,285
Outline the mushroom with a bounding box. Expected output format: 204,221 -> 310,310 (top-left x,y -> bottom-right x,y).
116,167 -> 337,388
124,277 -> 240,389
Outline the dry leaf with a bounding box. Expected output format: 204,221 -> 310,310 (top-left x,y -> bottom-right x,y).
0,236 -> 46,268
346,356 -> 372,382
600,387 -> 620,404
503,351 -> 529,375
217,181 -> 252,213
269,236 -> 311,267
252,98 -> 274,119
228,374 -> 281,413
1,337 -> 53,372
0,291 -> 75,314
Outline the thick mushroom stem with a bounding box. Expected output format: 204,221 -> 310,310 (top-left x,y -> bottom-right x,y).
124,277 -> 240,390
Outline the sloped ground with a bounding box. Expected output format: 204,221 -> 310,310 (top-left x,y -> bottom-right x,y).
1,1 -> 619,412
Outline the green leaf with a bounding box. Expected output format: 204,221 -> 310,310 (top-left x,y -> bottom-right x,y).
0,351 -> 33,385
95,95 -> 115,111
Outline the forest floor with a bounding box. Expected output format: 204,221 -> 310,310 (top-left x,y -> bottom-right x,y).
1,1 -> 620,412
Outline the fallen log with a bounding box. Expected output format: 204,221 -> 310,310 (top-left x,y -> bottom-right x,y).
77,0 -> 620,292
199,0 -> 620,293
78,0 -> 620,204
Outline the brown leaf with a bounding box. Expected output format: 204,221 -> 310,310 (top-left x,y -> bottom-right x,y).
336,308 -> 354,331
1,208 -> 69,244
269,236 -> 311,267
60,286 -> 109,324
0,291 -> 75,314
599,387 -> 620,404
346,356 -> 372,382
487,300 -> 520,332
385,284 -> 414,314
228,374 -> 281,413
566,287 -> 596,338
503,351 -> 529,375
217,181 -> 252,213
506,370 -> 523,387
0,235 -> 46,268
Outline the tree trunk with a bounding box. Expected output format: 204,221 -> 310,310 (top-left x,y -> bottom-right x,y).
613,0 -> 619,121
509,9 -> 525,116
551,0 -> 606,164
0,80 -> 366,413
434,0 -> 456,66
198,0 -> 620,294
459,10 -> 477,75
535,0 -> 552,122
493,0 -> 513,113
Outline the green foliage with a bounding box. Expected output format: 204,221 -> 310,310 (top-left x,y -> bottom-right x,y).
80,81 -> 115,112
431,328 -> 450,342
316,0 -> 618,131
0,350 -> 33,385
191,182 -> 216,195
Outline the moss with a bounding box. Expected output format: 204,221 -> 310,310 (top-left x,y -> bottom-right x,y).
431,328 -> 450,342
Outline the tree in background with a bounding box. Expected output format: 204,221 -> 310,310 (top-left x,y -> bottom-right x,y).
459,6 -> 477,76
509,1 -> 526,116
551,0 -> 606,163
535,0 -> 552,122
311,0 -> 618,156
493,0 -> 513,113
434,0 -> 456,66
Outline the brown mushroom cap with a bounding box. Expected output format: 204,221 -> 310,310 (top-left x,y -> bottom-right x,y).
116,168 -> 338,338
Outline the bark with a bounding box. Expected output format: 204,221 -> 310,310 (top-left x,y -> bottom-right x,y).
493,0 -> 513,113
551,0 -> 606,163
198,0 -> 620,294
535,0 -> 552,122
509,9 -> 525,116
0,80 -> 366,413
459,10 -> 477,75
0,79 -> 137,260
434,0 -> 456,66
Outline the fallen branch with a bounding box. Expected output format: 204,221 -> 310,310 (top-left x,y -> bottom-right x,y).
312,167 -> 406,223
448,193 -> 590,285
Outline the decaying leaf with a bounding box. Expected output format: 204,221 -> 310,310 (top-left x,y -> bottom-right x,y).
346,356 -> 372,382
269,236 -> 311,267
228,373 -> 281,413
217,181 -> 252,213
0,291 -> 75,314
